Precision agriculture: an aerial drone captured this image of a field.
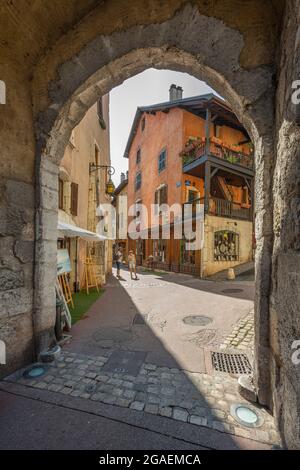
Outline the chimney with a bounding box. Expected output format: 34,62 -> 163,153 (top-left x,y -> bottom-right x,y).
120,172 -> 125,182
176,86 -> 183,100
169,84 -> 177,101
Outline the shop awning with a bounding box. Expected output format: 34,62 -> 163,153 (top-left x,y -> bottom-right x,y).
57,221 -> 108,241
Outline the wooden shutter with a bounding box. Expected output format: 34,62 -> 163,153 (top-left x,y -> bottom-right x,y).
58,179 -> 64,209
71,182 -> 78,216
161,185 -> 168,204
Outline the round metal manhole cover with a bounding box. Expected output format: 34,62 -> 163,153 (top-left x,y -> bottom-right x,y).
230,404 -> 263,428
23,364 -> 47,379
222,288 -> 243,294
183,315 -> 212,326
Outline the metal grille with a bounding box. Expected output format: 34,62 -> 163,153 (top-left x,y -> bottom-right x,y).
211,351 -> 252,375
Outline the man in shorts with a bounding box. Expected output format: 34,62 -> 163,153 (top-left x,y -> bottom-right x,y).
128,250 -> 138,280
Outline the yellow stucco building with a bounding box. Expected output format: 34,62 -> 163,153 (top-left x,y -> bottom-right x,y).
58,95 -> 113,291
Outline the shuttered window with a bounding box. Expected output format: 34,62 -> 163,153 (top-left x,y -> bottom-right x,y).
135,172 -> 142,191
154,185 -> 168,214
58,179 -> 64,210
158,149 -> 167,173
70,182 -> 78,216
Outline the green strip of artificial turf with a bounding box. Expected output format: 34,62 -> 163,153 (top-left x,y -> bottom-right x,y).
70,288 -> 104,325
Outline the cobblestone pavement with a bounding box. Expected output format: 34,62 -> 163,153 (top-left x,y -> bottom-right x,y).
220,311 -> 254,351
7,349 -> 280,447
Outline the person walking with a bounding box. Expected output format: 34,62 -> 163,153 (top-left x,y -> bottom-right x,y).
128,250 -> 138,280
115,247 -> 123,278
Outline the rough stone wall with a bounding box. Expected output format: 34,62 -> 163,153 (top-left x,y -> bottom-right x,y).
0,64 -> 36,377
1,0 -> 299,448
270,0 -> 300,450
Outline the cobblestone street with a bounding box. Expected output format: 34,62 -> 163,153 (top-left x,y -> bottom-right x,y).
3,269 -> 280,449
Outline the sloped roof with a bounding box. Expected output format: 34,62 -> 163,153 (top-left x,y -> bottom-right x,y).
123,93 -> 249,158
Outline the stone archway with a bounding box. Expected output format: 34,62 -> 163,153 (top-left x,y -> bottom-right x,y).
1,0 -> 299,448
32,5 -> 275,422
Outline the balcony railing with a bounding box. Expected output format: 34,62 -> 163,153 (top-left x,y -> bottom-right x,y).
183,196 -> 252,221
181,138 -> 254,170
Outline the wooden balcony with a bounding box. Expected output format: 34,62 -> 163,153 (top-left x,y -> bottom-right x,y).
181,138 -> 254,173
183,196 -> 252,221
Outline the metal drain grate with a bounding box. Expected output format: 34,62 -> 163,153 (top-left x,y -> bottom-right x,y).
211,351 -> 252,375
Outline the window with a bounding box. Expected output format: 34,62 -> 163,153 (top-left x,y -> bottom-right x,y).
158,149 -> 167,173
59,178 -> 64,210
214,230 -> 239,261
135,172 -> 141,191
187,189 -> 198,202
97,97 -> 106,129
152,239 -> 167,262
242,186 -> 248,204
141,117 -> 145,131
154,184 -> 168,214
70,182 -> 78,216
180,240 -> 196,265
214,124 -> 221,138
136,148 -> 141,164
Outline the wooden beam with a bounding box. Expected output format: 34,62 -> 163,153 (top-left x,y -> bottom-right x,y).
205,108 -> 211,156
204,160 -> 211,213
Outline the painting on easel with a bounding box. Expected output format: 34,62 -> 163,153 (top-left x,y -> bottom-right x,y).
57,249 -> 71,275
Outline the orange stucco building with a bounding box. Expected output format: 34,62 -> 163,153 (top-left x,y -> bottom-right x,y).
125,87 -> 254,276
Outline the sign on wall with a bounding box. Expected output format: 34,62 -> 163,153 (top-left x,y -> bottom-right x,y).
57,248 -> 71,275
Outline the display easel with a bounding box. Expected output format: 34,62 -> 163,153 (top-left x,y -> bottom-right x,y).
81,256 -> 99,294
58,273 -> 74,309
55,279 -> 72,331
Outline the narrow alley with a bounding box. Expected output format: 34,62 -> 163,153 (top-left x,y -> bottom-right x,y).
1,269 -> 280,450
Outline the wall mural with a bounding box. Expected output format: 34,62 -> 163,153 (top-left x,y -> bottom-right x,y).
214,230 -> 239,261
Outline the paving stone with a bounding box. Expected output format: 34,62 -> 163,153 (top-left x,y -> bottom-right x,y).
108,378 -> 123,386
111,388 -> 123,397
189,415 -> 208,426
136,392 -> 147,401
143,363 -> 157,371
122,381 -> 134,388
35,382 -> 47,389
95,374 -> 109,382
102,395 -> 116,404
115,397 -> 131,407
147,385 -> 159,394
91,392 -> 106,401
123,389 -> 136,399
148,395 -> 160,404
212,409 -> 227,420
173,408 -> 189,422
48,384 -> 62,392
130,401 -> 145,411
145,404 -> 159,414
159,406 -> 173,418
85,372 -> 97,379
79,392 -> 91,399
161,386 -> 175,396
